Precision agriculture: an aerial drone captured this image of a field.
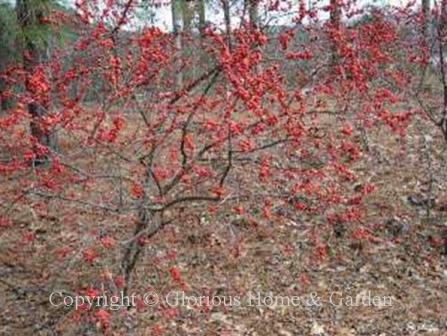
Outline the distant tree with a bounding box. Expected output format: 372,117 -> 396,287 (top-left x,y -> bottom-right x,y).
0,2 -> 19,112
197,0 -> 206,36
171,0 -> 183,88
422,0 -> 430,39
330,0 -> 341,64
222,0 -> 231,48
248,0 -> 258,27
181,0 -> 194,32
16,0 -> 58,163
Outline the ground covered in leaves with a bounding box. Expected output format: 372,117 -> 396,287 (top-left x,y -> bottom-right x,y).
1,116 -> 446,336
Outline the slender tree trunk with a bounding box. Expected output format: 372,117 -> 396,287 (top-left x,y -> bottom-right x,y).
330,0 -> 341,66
330,0 -> 341,26
196,0 -> 208,71
171,0 -> 183,89
222,0 -> 232,50
17,0 -> 56,164
248,0 -> 258,28
422,0 -> 430,39
247,0 -> 262,74
197,0 -> 206,37
437,1 -> 447,142
181,0 -> 194,33
0,63 -> 8,113
181,0 -> 195,80
0,17 -> 11,113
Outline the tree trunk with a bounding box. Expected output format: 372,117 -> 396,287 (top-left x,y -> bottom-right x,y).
222,0 -> 232,50
0,64 -> 8,114
330,0 -> 341,27
197,0 -> 206,37
181,0 -> 194,33
248,0 -> 258,28
330,0 -> 341,66
422,0 -> 430,39
0,14 -> 11,113
16,0 -> 56,164
171,0 -> 183,89
247,0 -> 261,74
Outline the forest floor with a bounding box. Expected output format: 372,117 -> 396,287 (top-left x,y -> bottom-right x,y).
0,113 -> 446,336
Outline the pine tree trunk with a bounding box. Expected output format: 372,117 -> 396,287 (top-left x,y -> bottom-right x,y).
0,65 -> 8,113
17,0 -> 57,164
0,17 -> 11,113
